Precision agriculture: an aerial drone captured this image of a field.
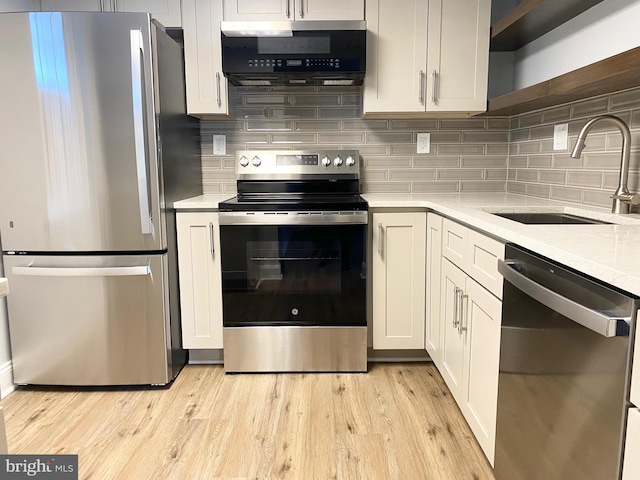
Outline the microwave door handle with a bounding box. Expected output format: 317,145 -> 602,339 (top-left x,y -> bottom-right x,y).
12,266 -> 151,277
498,260 -> 630,338
130,30 -> 153,235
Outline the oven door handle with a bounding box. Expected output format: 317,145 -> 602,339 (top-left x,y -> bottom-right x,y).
498,259 -> 630,338
218,211 -> 368,225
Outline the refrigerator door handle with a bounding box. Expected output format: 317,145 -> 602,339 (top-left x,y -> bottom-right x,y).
130,29 -> 153,236
12,266 -> 151,277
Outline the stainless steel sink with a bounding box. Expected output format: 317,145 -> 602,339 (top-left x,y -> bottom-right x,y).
492,212 -> 612,225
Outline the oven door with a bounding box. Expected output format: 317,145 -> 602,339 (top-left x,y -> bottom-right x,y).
219,211 -> 367,327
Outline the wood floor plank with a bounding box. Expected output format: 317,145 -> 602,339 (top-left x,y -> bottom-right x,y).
0,363 -> 496,480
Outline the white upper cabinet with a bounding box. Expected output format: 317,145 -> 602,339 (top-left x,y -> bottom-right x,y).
40,0 -> 182,26
115,0 -> 181,27
223,0 -> 364,21
40,0 -> 103,11
182,0 -> 230,117
363,0 -> 490,115
0,0 -> 41,11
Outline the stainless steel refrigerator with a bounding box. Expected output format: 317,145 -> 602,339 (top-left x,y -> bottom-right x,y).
0,12 -> 202,386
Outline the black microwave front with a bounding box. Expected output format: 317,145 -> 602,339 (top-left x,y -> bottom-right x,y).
220,20 -> 366,86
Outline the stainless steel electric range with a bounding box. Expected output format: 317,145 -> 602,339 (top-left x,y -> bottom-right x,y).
218,150 -> 368,373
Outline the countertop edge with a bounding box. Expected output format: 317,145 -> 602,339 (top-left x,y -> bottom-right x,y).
174,192 -> 640,296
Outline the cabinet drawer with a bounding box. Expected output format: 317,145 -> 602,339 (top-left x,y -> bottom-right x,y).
467,230 -> 504,299
442,218 -> 468,270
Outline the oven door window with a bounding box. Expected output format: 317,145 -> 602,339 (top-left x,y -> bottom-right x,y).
220,224 -> 366,327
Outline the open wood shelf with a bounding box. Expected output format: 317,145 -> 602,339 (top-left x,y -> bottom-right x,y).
490,0 -> 603,51
485,47 -> 640,116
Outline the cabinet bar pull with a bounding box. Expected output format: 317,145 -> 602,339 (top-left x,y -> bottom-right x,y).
452,286 -> 459,327
286,0 -> 290,18
216,72 -> 222,107
377,223 -> 383,256
99,0 -> 104,11
431,70 -> 438,103
458,292 -> 468,334
209,222 -> 215,257
299,0 -> 304,18
113,0 -> 118,10
418,70 -> 425,104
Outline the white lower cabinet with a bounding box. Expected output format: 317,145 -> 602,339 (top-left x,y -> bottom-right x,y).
176,212 -> 223,349
372,211 -> 426,350
435,215 -> 503,466
440,257 -> 501,464
425,213 -> 443,367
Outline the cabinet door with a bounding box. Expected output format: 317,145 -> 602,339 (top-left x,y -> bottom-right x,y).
40,0 -> 103,11
425,0 -> 490,112
223,0 -> 289,21
372,212 -> 426,350
462,276 -> 501,466
0,1 -> 40,11
182,0 -> 229,117
440,258 -> 466,399
115,0 -> 182,27
300,0 -> 364,20
425,213 -> 443,367
363,0 -> 428,114
177,212 -> 223,349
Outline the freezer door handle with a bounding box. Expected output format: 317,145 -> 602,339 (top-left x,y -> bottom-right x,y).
498,259 -> 630,337
12,266 -> 151,277
130,29 -> 153,236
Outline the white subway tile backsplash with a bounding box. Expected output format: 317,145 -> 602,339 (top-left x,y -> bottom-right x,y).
389,169 -> 436,181
538,170 -> 567,185
412,181 -> 459,193
438,169 -> 484,180
363,182 -> 411,193
566,171 -> 602,187
460,181 -> 506,192
197,85 -> 640,200
365,157 -> 412,168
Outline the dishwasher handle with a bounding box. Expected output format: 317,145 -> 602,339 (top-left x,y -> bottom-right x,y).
498,259 -> 630,338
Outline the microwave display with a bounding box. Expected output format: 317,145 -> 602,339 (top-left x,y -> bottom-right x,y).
258,35 -> 330,55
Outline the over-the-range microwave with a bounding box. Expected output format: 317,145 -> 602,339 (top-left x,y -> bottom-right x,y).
221,20 -> 366,87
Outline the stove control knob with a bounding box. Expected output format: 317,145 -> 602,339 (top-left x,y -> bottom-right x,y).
346,155 -> 356,167
239,156 -> 249,167
251,156 -> 261,167
321,156 -> 331,167
334,156 -> 343,167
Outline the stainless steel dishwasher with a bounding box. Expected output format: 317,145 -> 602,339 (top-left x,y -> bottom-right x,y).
495,245 -> 638,480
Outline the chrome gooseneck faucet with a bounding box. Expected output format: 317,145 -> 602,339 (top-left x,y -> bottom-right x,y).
570,114 -> 640,214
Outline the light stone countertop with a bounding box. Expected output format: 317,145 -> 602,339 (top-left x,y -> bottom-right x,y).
0,278 -> 8,298
173,192 -> 640,297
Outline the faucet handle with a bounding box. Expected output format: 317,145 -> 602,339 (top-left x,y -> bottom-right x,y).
611,192 -> 640,205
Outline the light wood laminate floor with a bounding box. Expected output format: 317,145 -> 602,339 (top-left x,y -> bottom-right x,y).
0,362 -> 495,480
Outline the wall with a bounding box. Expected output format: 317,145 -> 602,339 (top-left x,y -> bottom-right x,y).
507,86 -> 640,209
513,0 -> 640,90
199,86 -> 509,195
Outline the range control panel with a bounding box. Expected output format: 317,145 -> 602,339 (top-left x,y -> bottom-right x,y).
235,150 -> 360,178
